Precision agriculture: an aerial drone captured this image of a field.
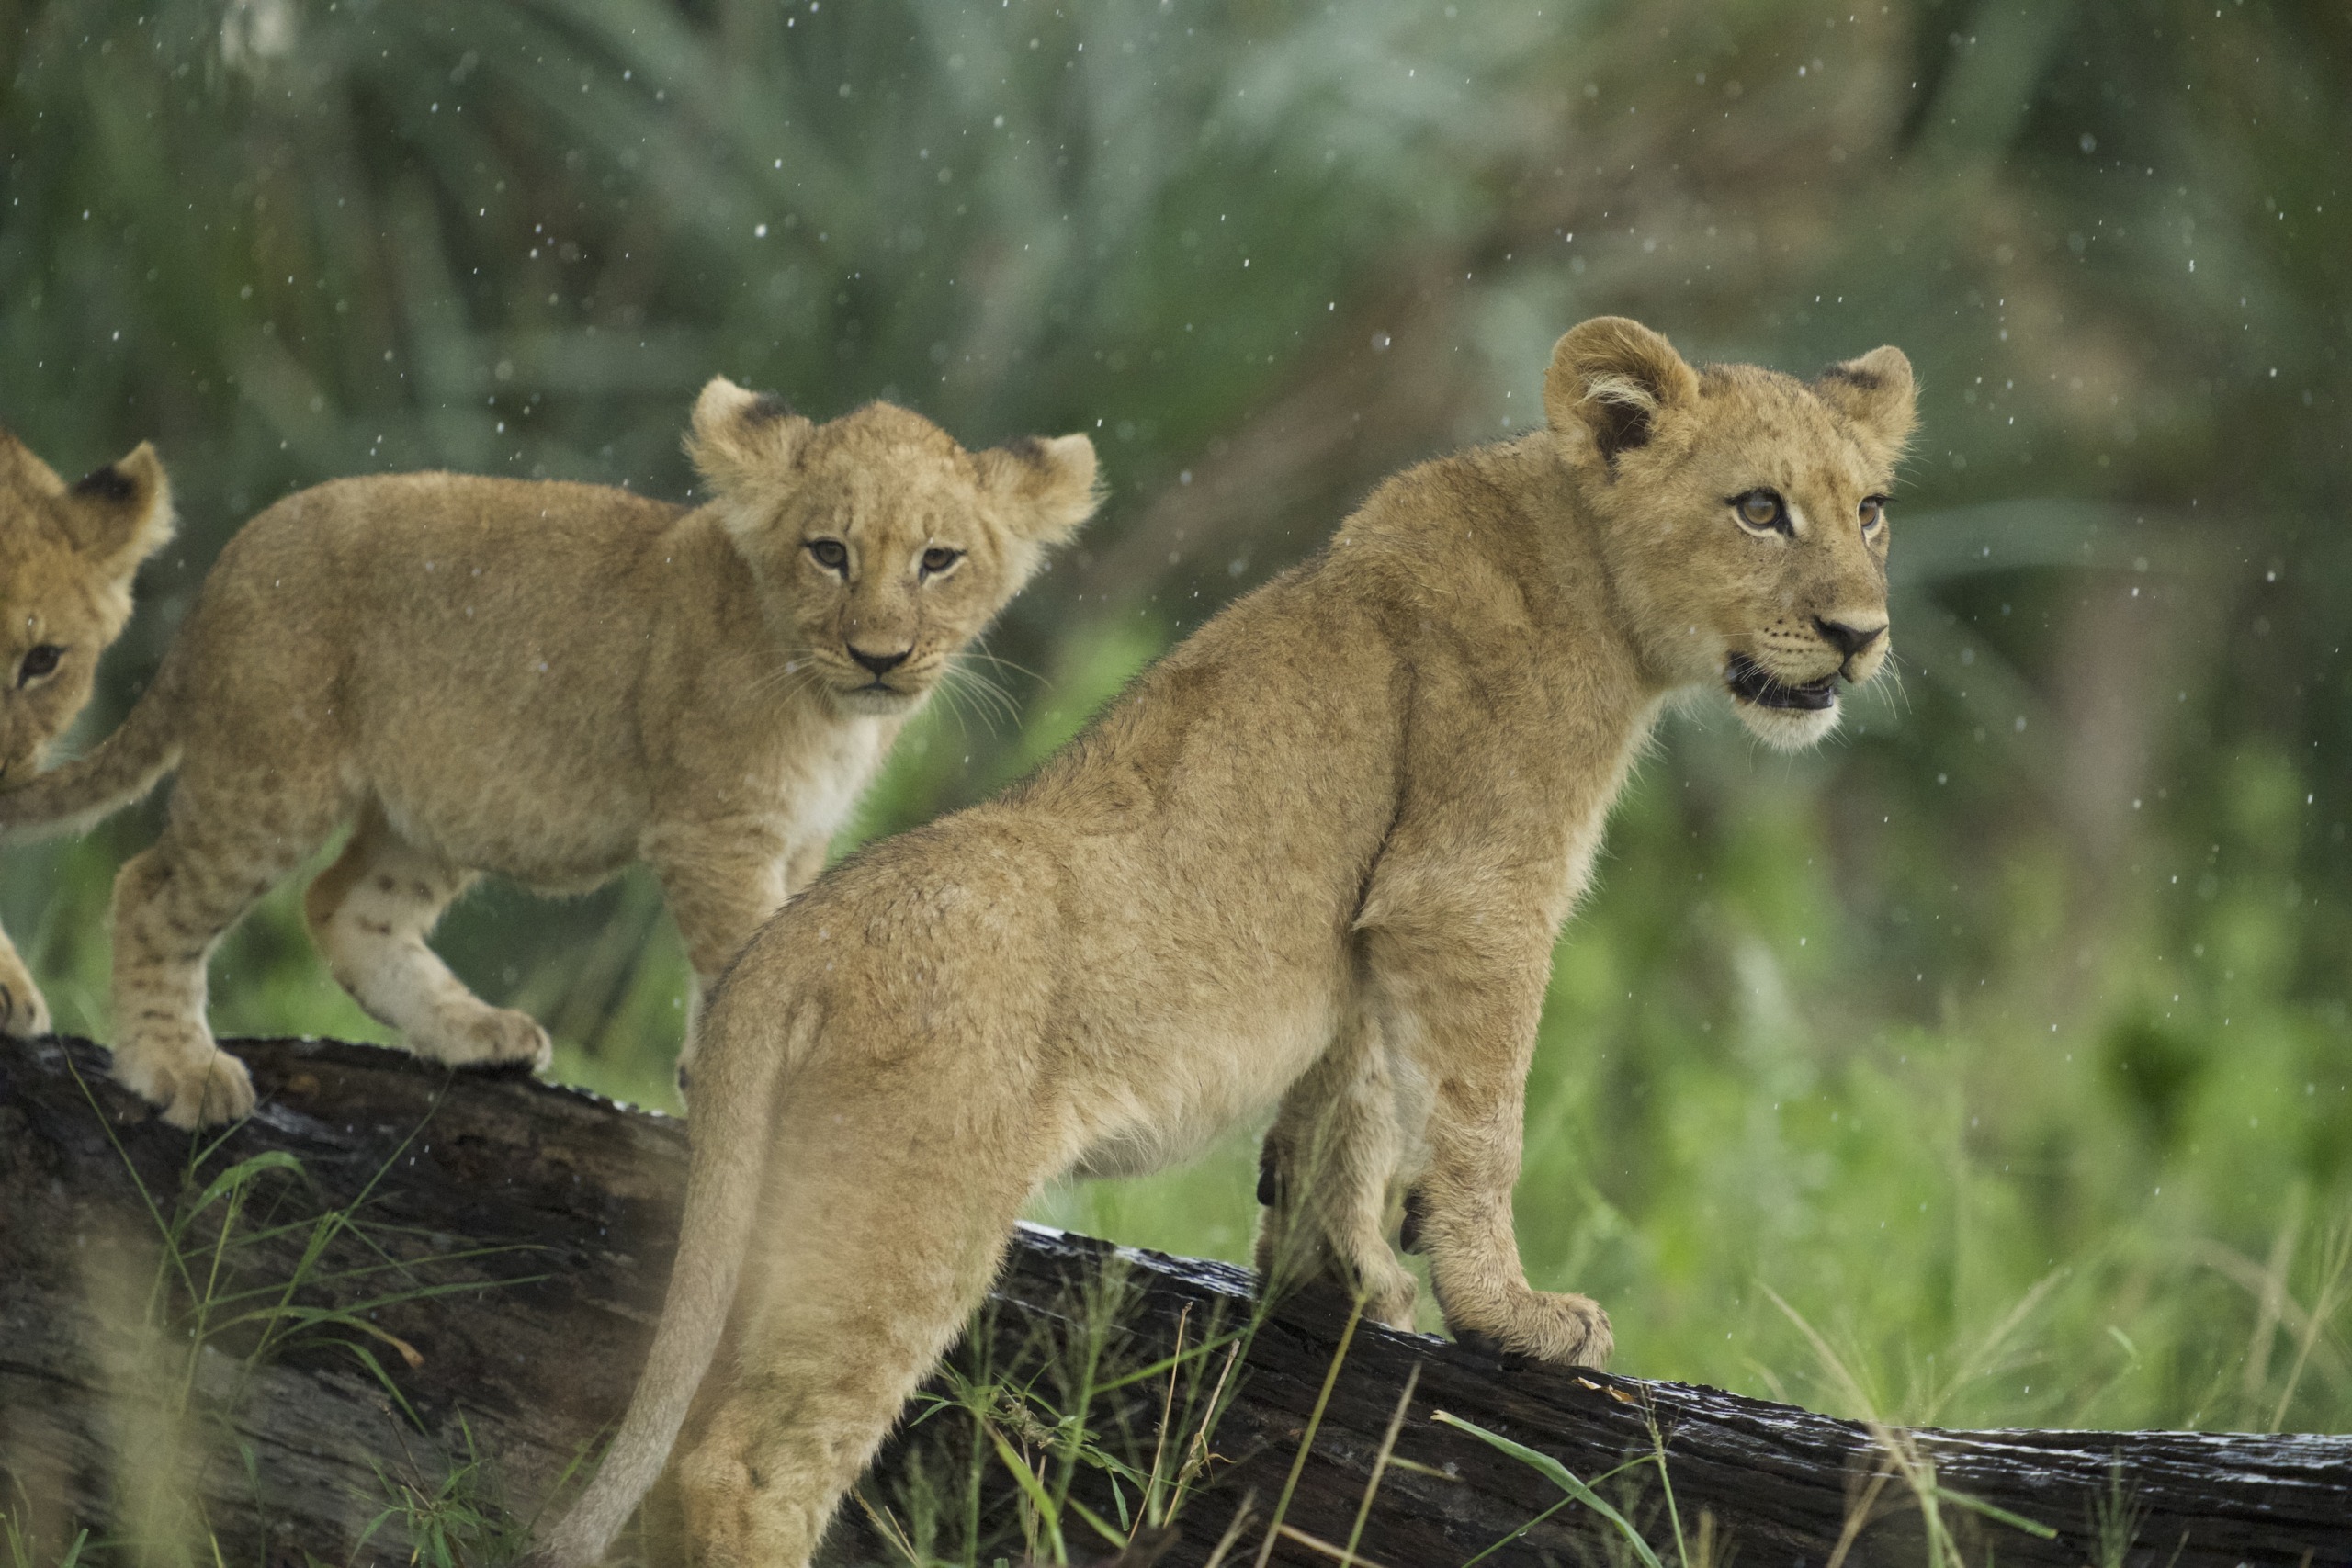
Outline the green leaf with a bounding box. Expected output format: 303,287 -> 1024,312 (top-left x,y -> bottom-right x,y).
184,1150 -> 309,1221
1933,1485 -> 2059,1540
1432,1410 -> 1663,1568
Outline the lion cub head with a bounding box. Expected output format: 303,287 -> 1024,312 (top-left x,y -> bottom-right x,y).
686,382 -> 1099,716
0,431 -> 173,784
1545,317 -> 1916,750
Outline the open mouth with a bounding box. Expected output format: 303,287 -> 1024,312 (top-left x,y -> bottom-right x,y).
1724,653 -> 1838,712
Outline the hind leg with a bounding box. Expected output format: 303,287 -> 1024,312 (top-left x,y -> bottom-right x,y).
110,798 -> 333,1127
304,806 -> 548,1069
676,1077 -> 1044,1568
1253,999 -> 1419,1331
0,926 -> 49,1038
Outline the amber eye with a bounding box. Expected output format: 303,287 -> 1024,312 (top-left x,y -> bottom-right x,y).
17,644 -> 62,686
806,538 -> 849,572
1732,489 -> 1788,534
1859,495 -> 1887,533
920,546 -> 963,577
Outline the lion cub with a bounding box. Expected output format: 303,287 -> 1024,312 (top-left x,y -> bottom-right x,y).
537,318 -> 1916,1568
0,385 -> 1098,1127
0,431 -> 175,1039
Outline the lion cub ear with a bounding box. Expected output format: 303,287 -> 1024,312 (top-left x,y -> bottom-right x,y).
61,441 -> 175,580
978,434 -> 1102,544
685,377 -> 814,498
1544,316 -> 1702,467
1814,346 -> 1917,462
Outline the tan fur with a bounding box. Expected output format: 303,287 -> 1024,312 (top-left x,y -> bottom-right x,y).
0,385 -> 1097,1127
0,431 -> 175,1037
534,319 -> 1916,1568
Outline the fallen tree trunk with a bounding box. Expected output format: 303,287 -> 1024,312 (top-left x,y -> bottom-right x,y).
1,1034 -> 2346,1568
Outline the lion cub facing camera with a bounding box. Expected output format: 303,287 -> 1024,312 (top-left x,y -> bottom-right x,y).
537,318 -> 1915,1568
0,384 -> 1099,1127
0,430 -> 176,1039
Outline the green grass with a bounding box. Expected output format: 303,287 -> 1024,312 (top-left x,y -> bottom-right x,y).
18,656 -> 2348,1448
357,1417 -> 529,1568
0,1069 -> 543,1568
823,1257 -> 1260,1568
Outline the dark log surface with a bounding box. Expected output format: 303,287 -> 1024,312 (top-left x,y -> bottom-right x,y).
2,1034 -> 2347,1568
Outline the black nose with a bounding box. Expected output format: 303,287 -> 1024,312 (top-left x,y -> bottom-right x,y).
1814,616 -> 1886,660
848,645 -> 910,675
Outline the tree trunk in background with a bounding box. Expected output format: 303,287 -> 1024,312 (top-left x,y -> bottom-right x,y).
1,1035 -> 2346,1568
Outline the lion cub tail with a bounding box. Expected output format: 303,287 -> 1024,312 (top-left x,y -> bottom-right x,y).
530,998 -> 814,1568
0,678 -> 181,844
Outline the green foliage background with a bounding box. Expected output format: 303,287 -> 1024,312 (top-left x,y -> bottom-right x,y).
4,0 -> 2348,1433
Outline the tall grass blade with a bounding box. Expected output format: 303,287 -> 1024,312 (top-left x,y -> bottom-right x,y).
1250,1296 -> 1363,1568
1431,1410 -> 1663,1568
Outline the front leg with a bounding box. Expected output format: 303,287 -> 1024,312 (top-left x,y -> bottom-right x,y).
642,818 -> 796,1090
1363,924 -> 1612,1367
0,924 -> 50,1038
642,818 -> 797,988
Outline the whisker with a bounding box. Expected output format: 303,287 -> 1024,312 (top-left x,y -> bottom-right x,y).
954,664 -> 1023,736
935,666 -> 1007,738
931,674 -> 978,741
942,656 -> 1023,728
960,670 -> 1024,728
938,670 -> 994,739
963,636 -> 1046,685
753,655 -> 832,705
949,672 -> 1012,723
956,659 -> 1023,706
1879,648 -> 1914,716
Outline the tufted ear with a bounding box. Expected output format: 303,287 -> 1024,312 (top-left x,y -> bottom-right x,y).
60,441 -> 175,579
1544,316 -> 1701,467
978,433 -> 1101,544
1814,346 -> 1917,460
0,428 -> 66,497
684,377 -> 814,497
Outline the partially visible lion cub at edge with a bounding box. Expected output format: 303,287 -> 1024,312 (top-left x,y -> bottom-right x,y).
0,385 -> 1100,1128
0,430 -> 175,1038
536,318 -> 1916,1568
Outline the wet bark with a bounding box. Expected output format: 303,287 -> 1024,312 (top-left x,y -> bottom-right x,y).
1,1035 -> 2345,1568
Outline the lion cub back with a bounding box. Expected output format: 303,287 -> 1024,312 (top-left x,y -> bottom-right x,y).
178,471 -> 714,854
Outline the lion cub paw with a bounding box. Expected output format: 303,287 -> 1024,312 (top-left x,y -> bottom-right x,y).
1356,1258 -> 1420,1332
1456,1288 -> 1613,1368
115,1039 -> 257,1130
424,1005 -> 551,1072
0,956 -> 51,1039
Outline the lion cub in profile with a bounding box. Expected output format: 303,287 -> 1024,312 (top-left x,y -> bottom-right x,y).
0,431 -> 175,1038
0,384 -> 1098,1127
540,320 -> 1918,1568
537,318 -> 1915,1568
